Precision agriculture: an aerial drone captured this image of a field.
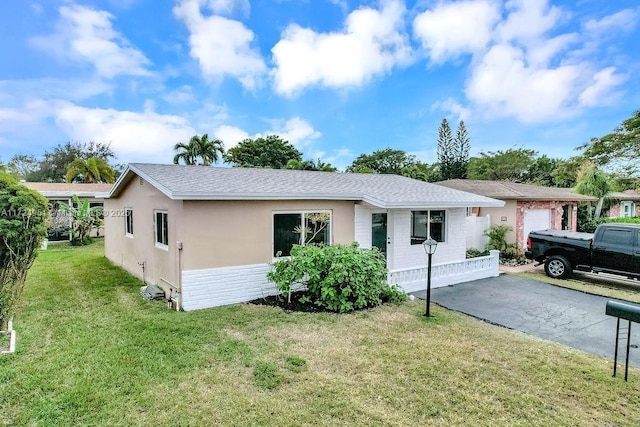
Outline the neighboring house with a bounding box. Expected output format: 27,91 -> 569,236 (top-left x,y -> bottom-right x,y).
104,164 -> 504,311
22,182 -> 113,241
435,180 -> 597,252
608,190 -> 640,218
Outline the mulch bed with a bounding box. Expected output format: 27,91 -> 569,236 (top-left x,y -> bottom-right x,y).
249,291 -> 326,313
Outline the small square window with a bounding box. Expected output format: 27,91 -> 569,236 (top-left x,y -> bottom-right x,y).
411,210 -> 446,245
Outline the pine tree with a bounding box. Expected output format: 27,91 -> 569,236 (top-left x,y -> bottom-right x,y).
437,119 -> 454,180
453,120 -> 470,179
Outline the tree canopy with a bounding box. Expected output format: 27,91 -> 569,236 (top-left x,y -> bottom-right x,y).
579,110 -> 640,177
467,148 -> 537,181
346,148 -> 417,175
0,172 -> 49,330
223,135 -> 302,169
574,162 -> 616,220
65,157 -> 116,183
23,141 -> 116,182
173,134 -> 224,166
286,158 -> 337,172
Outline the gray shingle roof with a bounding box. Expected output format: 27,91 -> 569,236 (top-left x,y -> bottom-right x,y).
109,164 -> 504,209
434,179 -> 597,201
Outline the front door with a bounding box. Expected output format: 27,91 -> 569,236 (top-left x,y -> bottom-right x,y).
372,213 -> 387,257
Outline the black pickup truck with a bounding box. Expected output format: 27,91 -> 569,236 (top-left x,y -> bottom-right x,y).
525,223 -> 640,280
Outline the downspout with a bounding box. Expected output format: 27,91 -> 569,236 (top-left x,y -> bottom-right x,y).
176,241 -> 183,311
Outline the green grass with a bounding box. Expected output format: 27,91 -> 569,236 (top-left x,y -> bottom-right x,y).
2,240 -> 640,425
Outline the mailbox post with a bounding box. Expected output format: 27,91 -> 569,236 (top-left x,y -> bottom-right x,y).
605,300 -> 640,381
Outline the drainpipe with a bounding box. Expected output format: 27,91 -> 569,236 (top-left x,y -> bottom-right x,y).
176,241 -> 183,312
138,261 -> 146,284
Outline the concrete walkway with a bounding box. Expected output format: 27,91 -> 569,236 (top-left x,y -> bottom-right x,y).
413,274 -> 640,367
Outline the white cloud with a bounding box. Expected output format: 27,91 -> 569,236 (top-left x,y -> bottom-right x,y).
578,67 -> 627,107
412,0 -> 629,123
52,102 -> 196,162
271,0 -> 412,96
496,0 -> 563,43
431,98 -> 471,122
173,0 -> 266,89
465,44 -> 581,122
29,4 -> 150,78
269,117 -> 322,147
584,8 -> 639,34
206,0 -> 250,16
413,0 -> 500,63
213,125 -> 249,149
163,85 -> 196,104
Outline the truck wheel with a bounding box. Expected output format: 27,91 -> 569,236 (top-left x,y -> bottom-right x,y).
544,255 -> 571,279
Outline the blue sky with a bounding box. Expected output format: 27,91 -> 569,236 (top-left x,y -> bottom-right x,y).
1,0 -> 639,170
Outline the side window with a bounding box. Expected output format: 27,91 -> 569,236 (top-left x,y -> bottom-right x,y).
600,229 -> 632,245
125,208 -> 133,236
273,211 -> 331,257
154,210 -> 168,248
411,210 -> 446,244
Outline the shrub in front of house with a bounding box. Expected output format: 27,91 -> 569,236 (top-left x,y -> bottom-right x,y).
267,243 -> 406,313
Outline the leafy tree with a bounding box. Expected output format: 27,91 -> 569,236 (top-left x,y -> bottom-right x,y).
437,119 -> 455,180
7,154 -> 39,180
452,120 -> 471,179
27,141 -> 116,182
60,194 -> 103,245
286,158 -> 337,172
0,173 -> 49,330
579,110 -> 640,176
224,135 -> 302,169
522,155 -> 561,186
65,157 -> 116,183
574,162 -> 614,219
467,148 -> 537,181
346,148 -> 416,175
173,134 -> 224,166
400,162 -> 441,182
550,156 -> 584,188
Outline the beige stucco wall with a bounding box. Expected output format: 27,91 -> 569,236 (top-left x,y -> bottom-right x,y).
477,200 -> 518,244
105,175 -> 356,294
104,178 -> 184,292
180,200 -> 356,270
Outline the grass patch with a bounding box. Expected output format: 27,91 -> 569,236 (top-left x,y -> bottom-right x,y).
517,269 -> 640,303
1,240 -> 640,425
253,361 -> 284,389
285,355 -> 306,372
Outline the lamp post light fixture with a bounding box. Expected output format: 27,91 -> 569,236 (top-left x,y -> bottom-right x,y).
422,237 -> 438,317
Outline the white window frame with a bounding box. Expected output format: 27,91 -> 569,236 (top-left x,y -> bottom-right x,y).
272,210 -> 332,258
125,208 -> 134,237
154,210 -> 169,250
410,210 -> 446,245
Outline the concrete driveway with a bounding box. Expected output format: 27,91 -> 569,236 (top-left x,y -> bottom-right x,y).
414,274 -> 640,367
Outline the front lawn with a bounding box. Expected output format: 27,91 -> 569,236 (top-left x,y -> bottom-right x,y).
2,240 -> 640,425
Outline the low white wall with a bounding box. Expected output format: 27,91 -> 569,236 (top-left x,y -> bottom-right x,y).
181,263 -> 277,311
180,250 -> 500,311
466,215 -> 490,250
388,250 -> 500,294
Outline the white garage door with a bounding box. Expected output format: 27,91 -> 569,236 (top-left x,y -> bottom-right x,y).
523,209 -> 551,249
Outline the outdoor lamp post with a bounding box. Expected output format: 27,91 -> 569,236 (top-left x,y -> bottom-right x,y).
422,237 -> 438,317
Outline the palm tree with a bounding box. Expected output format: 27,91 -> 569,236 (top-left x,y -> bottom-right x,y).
65,157 -> 115,183
173,134 -> 224,166
574,162 -> 613,219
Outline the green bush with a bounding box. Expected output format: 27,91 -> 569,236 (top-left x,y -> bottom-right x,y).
267,243 -> 406,313
483,224 -> 519,258
466,248 -> 489,258
0,174 -> 49,330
